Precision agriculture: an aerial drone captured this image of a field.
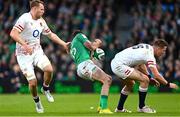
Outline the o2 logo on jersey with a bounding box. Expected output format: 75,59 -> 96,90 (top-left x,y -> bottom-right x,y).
33,30 -> 40,37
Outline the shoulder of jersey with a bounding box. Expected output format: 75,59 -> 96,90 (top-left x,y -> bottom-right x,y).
82,34 -> 87,38
19,13 -> 31,20
148,44 -> 153,49
77,33 -> 87,39
40,17 -> 45,22
146,44 -> 154,55
75,33 -> 82,38
22,13 -> 31,17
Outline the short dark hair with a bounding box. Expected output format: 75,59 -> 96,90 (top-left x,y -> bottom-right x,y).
29,0 -> 44,9
153,39 -> 168,48
72,30 -> 82,37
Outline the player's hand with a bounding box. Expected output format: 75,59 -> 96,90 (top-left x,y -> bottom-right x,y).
169,83 -> 179,89
22,44 -> 33,55
64,42 -> 71,54
149,78 -> 160,87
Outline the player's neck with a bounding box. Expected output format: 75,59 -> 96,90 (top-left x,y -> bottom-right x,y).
30,11 -> 38,20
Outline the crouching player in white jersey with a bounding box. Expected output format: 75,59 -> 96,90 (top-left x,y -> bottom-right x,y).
10,0 -> 70,113
111,39 -> 178,113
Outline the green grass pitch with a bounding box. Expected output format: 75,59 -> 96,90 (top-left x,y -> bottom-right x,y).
0,93 -> 180,116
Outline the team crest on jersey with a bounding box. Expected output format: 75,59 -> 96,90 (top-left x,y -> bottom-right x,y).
30,22 -> 33,26
40,22 -> 42,26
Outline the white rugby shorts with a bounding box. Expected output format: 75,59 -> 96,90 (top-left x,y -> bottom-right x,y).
111,59 -> 134,79
16,49 -> 51,81
77,60 -> 99,81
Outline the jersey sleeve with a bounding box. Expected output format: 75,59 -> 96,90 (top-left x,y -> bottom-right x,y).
41,18 -> 51,35
13,14 -> 26,32
146,48 -> 156,68
78,33 -> 89,44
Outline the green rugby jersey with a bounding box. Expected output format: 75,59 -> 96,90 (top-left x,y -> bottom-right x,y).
70,33 -> 91,65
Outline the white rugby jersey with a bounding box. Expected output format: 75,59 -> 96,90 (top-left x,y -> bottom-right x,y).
113,44 -> 156,68
13,12 -> 51,55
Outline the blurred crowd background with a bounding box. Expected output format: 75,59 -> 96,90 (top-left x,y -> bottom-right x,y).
0,0 -> 180,93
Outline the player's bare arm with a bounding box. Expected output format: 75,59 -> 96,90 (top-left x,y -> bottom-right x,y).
84,39 -> 102,51
136,64 -> 160,87
10,28 -> 32,54
149,66 -> 178,89
47,32 -> 70,53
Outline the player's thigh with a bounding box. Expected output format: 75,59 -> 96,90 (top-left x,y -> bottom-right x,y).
16,55 -> 36,81
91,67 -> 111,83
77,60 -> 96,80
123,78 -> 135,89
127,69 -> 148,82
34,50 -> 52,72
77,60 -> 110,81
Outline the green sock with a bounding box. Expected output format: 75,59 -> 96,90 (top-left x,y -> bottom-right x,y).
100,95 -> 108,109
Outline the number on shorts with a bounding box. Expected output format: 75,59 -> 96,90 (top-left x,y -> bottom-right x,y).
125,69 -> 131,75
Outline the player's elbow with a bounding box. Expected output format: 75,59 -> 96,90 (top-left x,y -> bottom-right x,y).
89,45 -> 96,51
10,30 -> 14,38
84,42 -> 94,51
10,29 -> 17,40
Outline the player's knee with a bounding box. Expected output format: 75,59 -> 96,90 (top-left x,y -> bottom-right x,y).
48,67 -> 53,73
132,80 -> 135,86
127,80 -> 135,88
43,65 -> 53,73
108,76 -> 112,85
104,75 -> 112,86
28,79 -> 37,88
142,75 -> 150,84
23,72 -> 36,81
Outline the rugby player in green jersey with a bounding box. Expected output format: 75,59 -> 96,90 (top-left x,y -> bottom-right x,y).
70,30 -> 113,114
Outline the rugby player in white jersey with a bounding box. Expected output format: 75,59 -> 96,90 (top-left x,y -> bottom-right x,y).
10,0 -> 70,113
111,39 -> 178,113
